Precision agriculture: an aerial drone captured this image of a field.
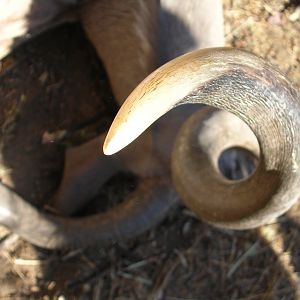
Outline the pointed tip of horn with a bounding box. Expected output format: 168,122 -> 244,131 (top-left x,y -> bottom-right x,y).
102,140 -> 114,156
103,113 -> 145,155
103,125 -> 129,155
102,75 -> 177,155
103,131 -> 124,155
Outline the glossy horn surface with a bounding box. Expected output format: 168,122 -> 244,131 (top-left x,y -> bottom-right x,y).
104,47 -> 300,228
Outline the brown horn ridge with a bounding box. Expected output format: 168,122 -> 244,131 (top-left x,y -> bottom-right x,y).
104,47 -> 300,229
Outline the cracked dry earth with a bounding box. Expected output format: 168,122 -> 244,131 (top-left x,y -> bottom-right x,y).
0,0 -> 300,299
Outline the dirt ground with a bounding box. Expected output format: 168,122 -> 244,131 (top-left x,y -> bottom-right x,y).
0,0 -> 300,299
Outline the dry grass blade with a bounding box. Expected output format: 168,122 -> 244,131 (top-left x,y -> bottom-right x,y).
227,241 -> 260,278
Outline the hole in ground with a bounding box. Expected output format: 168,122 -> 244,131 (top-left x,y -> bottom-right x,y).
218,147 -> 259,181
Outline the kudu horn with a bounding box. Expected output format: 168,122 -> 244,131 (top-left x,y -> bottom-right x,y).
104,47 -> 300,229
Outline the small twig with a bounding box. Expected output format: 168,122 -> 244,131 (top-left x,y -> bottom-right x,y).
13,258 -> 50,266
80,254 -> 98,270
148,259 -> 180,300
117,271 -> 152,286
227,241 -> 260,278
125,259 -> 150,271
174,249 -> 188,268
61,248 -> 84,261
1,251 -> 26,281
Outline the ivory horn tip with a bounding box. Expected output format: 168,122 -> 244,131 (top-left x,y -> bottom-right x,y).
103,136 -> 117,156
103,129 -> 130,156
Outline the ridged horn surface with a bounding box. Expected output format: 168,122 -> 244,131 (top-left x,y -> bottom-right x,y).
104,47 -> 300,228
